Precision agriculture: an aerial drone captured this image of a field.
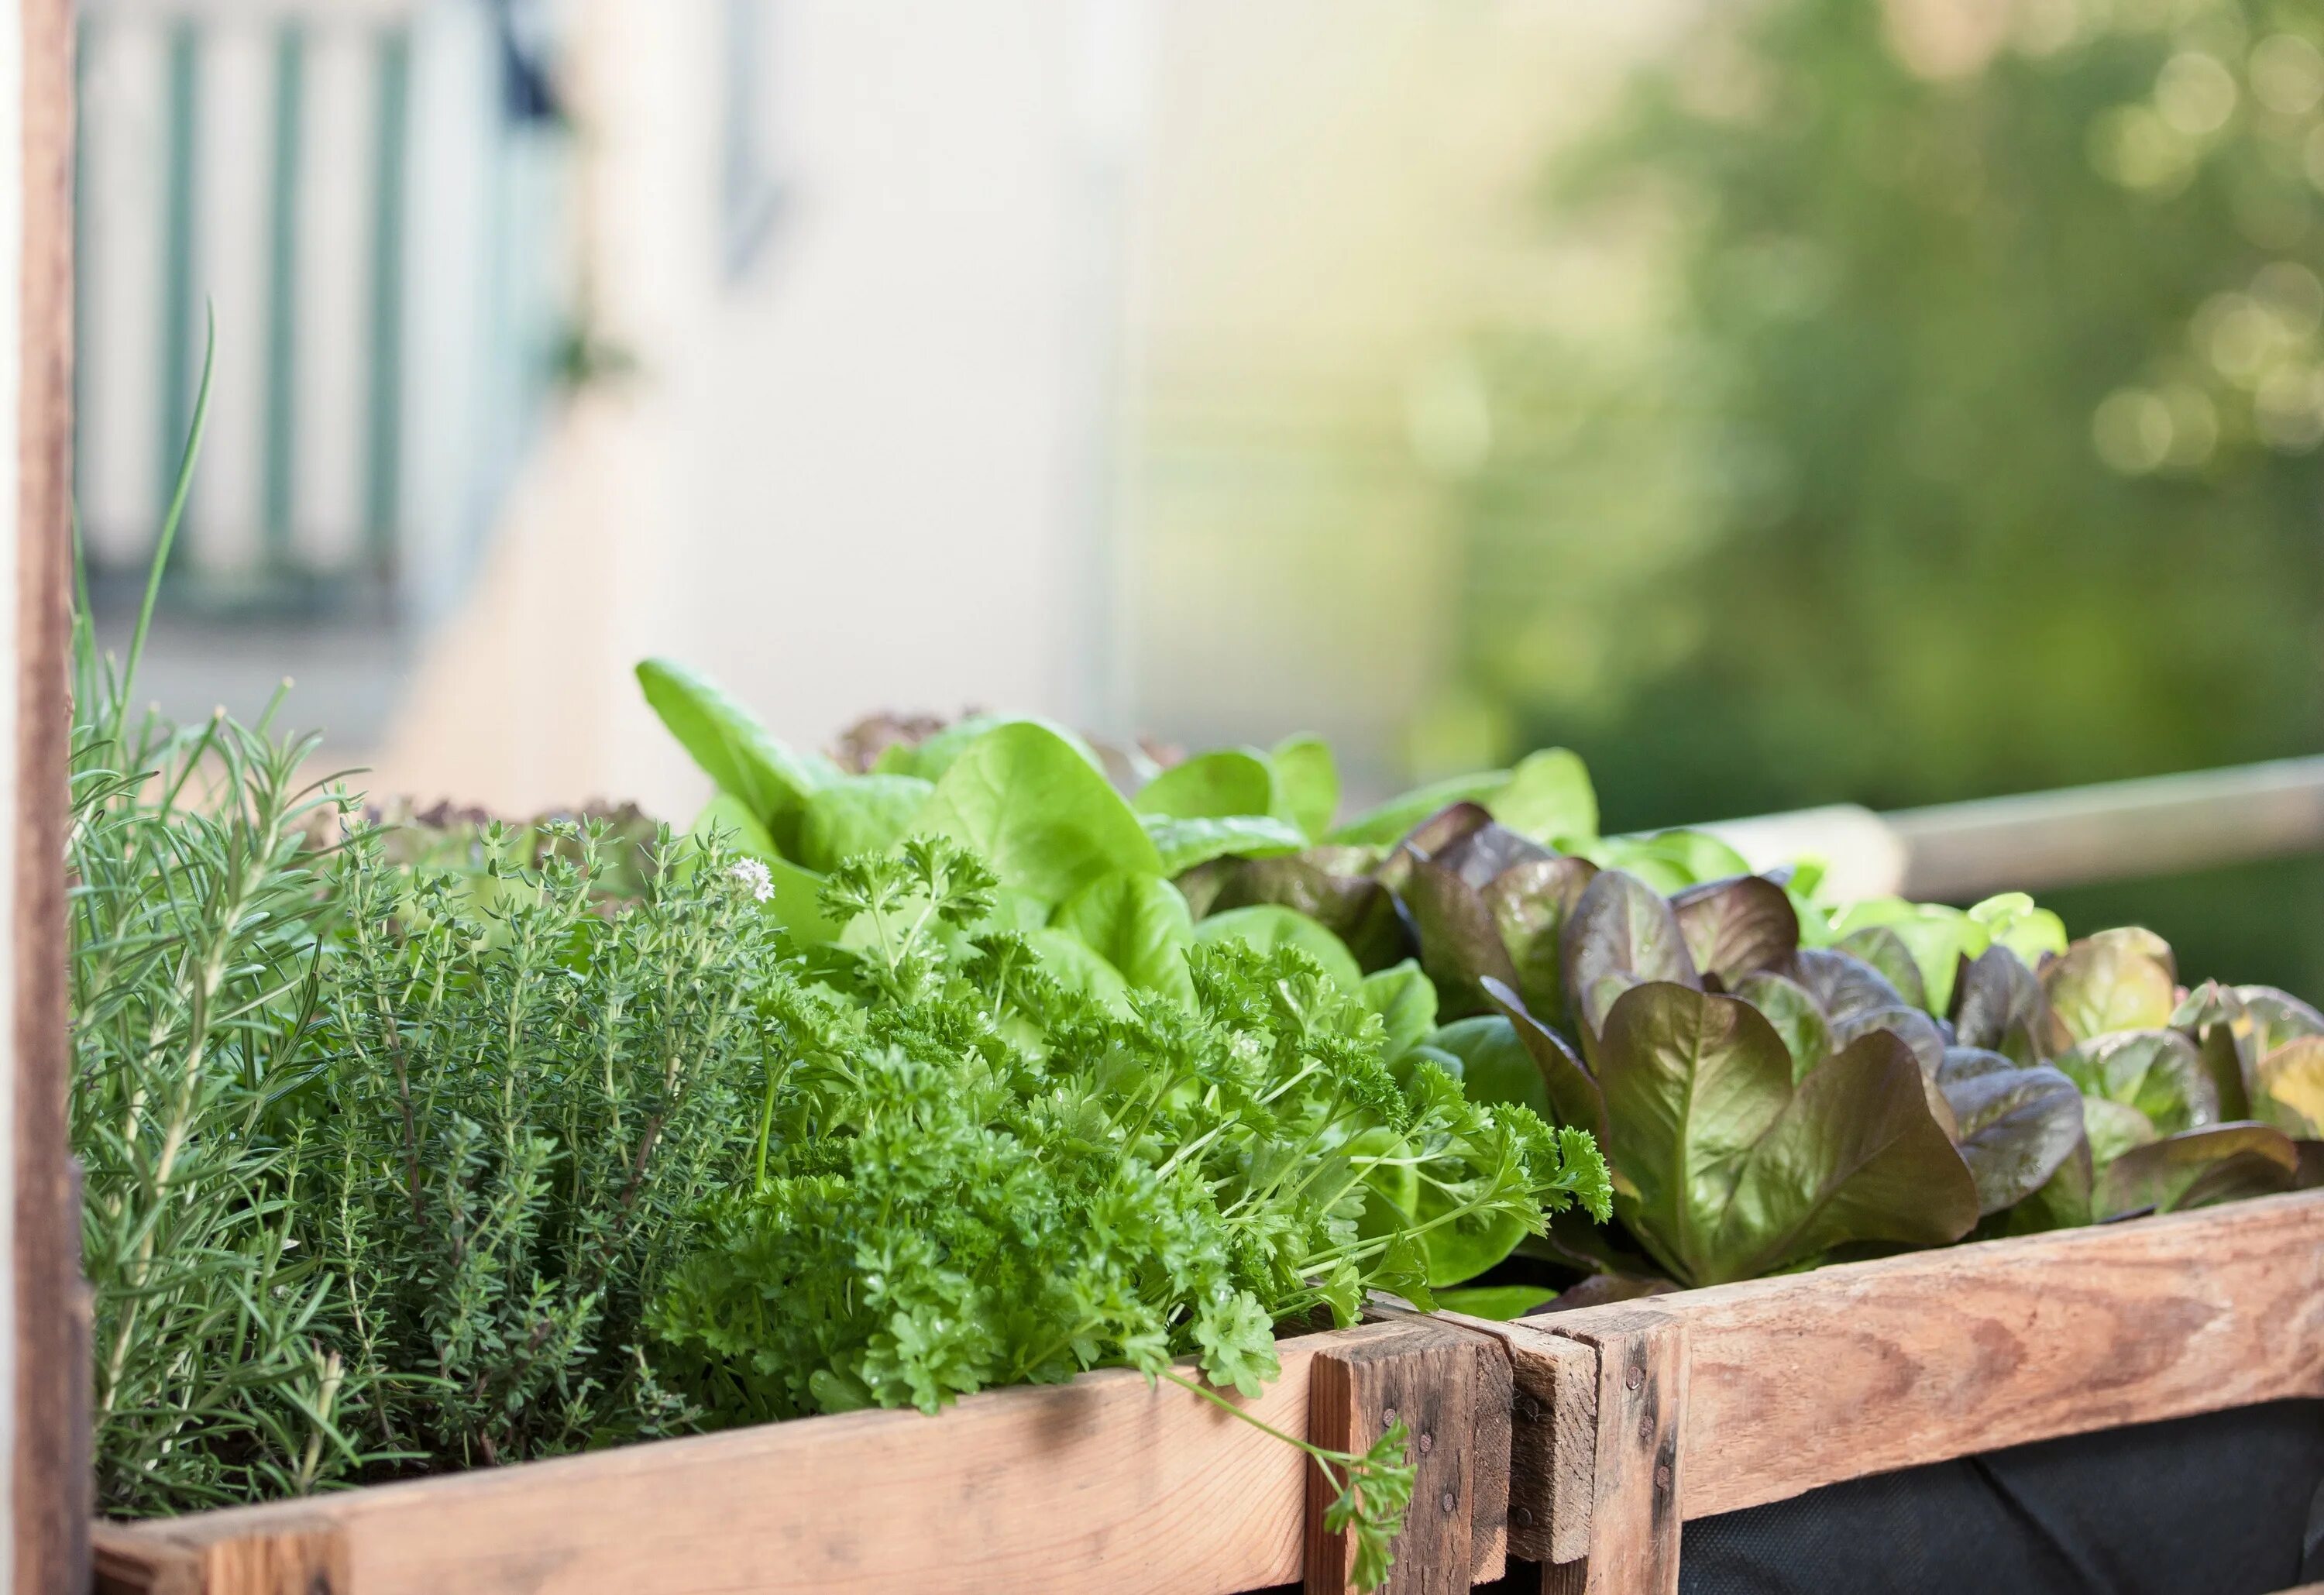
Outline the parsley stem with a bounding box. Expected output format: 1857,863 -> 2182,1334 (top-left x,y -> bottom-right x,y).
1155,1368 -> 1355,1491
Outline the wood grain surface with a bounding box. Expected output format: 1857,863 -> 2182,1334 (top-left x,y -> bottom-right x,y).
1363,1303 -> 1516,1583
87,1180 -> 2324,1593
92,1524 -> 201,1595
1532,1311 -> 1686,1595
1305,1316 -> 1507,1595
1554,1188 -> 2324,1521
1305,1320 -> 1467,1595
13,0 -> 80,1590
1456,1318 -> 1513,1584
103,1339 -> 1340,1595
1434,1311 -> 1595,1566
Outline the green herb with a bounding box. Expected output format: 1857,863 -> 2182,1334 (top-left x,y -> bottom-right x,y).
309,820 -> 782,1469
652,837 -> 1610,1586
70,326 -> 390,1514
72,689 -> 373,1513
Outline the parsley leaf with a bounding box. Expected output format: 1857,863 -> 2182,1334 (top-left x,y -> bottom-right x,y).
653,837 -> 1612,1589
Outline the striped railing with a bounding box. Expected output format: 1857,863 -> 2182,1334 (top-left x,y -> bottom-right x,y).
74,0 -> 569,620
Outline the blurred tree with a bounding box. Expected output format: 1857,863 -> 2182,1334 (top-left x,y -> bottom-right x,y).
1451,0 -> 2324,981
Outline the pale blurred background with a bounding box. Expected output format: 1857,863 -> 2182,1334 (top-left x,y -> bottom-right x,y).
69,0 -> 2324,988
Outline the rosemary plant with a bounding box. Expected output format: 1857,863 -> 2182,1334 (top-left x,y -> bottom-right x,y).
71,333 -> 380,1513
74,327 -> 780,1505
72,689 -> 370,1513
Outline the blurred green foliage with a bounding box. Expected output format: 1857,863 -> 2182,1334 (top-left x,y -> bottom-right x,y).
1452,0 -> 2324,986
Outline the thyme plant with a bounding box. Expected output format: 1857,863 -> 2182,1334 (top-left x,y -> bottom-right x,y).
73,329 -> 786,1505
311,820 -> 782,1468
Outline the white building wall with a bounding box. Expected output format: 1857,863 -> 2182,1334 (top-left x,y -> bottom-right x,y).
368,0 -> 1140,815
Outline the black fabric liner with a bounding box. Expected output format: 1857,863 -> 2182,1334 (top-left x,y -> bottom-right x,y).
1463,1400 -> 2324,1595
1677,1400 -> 2324,1595
1267,1401 -> 2324,1595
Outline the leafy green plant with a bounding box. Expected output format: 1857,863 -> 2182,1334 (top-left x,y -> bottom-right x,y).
651,837 -> 1610,1586
637,672 -> 2324,1290
1587,984 -> 1975,1287
308,818 -> 783,1470
72,683 -> 373,1513
2005,935 -> 2322,1222
637,662 -> 1745,996
638,670 -> 1666,1291
1408,816 -> 2318,1275
1217,772 -> 2315,1282
70,334 -> 387,1514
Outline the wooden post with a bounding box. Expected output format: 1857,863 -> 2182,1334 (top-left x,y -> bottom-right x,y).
1305,1316 -> 1511,1595
1360,1304 -> 1518,1583
1439,1312 -> 1598,1566
14,0 -> 80,1592
1533,1308 -> 1688,1595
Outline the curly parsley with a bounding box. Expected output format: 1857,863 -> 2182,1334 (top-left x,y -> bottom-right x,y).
654,838 -> 1609,1586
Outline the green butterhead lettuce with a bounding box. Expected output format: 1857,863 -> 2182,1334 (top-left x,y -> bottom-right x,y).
1135,748 -> 1276,820
1052,870 -> 1198,1004
637,658 -> 841,854
1270,734 -> 1342,840
918,720 -> 1163,902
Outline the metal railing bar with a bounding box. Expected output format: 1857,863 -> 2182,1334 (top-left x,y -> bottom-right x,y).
1697,755 -> 2324,903
1881,755 -> 2324,900
363,27 -> 409,571
157,19 -> 198,548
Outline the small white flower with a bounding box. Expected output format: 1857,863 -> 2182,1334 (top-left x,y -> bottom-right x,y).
730,858 -> 775,902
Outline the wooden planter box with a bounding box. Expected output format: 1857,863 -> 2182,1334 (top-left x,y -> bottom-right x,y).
88,1188 -> 2324,1595
1460,1186 -> 2324,1595
88,1317 -> 1514,1595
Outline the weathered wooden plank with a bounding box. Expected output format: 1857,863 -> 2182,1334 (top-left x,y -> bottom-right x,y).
103,1338 -> 1343,1595
95,1515 -> 341,1595
1363,1304 -> 1516,1583
1532,1310 -> 1686,1595
1432,1311 -> 1595,1567
95,1187 -> 2324,1593
1552,1188 -> 2324,1521
15,1 -> 81,1591
198,1519 -> 345,1595
1461,1320 -> 1513,1585
91,1522 -> 202,1595
1305,1318 -> 1481,1595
